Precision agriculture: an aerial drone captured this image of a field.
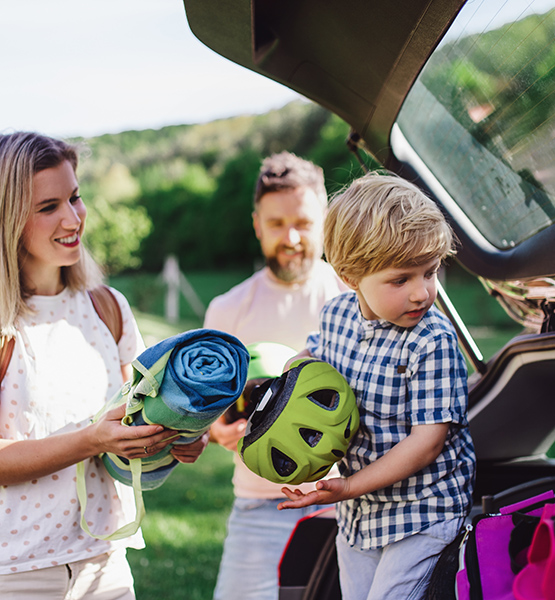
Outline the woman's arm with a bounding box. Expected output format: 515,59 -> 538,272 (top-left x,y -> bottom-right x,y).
121,362 -> 133,383
0,404 -> 178,486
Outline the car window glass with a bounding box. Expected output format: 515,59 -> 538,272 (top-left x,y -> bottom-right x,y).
396,0 -> 555,250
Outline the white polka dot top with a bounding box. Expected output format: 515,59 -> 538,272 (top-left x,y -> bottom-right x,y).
0,287 -> 146,574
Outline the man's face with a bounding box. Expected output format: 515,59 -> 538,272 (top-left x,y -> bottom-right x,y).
253,186 -> 325,284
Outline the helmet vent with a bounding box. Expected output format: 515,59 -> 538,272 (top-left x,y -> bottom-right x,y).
313,465 -> 329,475
344,415 -> 353,439
271,447 -> 297,477
307,389 -> 339,410
332,449 -> 344,458
299,427 -> 323,447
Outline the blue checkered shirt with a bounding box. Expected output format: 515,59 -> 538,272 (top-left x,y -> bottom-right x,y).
306,291 -> 476,549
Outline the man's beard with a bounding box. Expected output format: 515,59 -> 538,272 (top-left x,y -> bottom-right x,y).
266,252 -> 314,283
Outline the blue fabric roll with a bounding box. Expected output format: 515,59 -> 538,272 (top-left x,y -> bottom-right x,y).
101,328 -> 249,489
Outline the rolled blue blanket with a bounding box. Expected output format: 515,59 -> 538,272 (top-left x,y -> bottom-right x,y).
101,328 -> 249,489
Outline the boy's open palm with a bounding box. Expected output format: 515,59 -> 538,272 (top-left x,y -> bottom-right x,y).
277,477 -> 350,510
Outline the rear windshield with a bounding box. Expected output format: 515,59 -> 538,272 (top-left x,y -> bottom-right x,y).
396,0 -> 555,249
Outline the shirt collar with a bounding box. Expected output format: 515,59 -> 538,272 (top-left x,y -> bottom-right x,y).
353,301 -> 392,339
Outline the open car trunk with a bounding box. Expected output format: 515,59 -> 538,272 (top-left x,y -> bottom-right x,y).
182,0 -> 555,595
183,0 -> 555,497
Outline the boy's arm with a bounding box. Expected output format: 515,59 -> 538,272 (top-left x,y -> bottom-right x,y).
283,348 -> 313,371
278,422 -> 449,509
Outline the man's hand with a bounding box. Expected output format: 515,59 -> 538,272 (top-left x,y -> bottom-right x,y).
209,415 -> 247,451
171,431 -> 210,463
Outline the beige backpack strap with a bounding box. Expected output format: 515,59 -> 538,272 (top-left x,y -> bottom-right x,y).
88,285 -> 123,344
1,286 -> 122,386
0,336 -> 15,385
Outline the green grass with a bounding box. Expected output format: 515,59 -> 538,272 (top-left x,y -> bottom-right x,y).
127,444 -> 235,600
110,269 -> 250,321
132,309 -> 203,347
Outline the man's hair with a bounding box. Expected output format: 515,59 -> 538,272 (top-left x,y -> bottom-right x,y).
324,172 -> 454,282
253,151 -> 327,208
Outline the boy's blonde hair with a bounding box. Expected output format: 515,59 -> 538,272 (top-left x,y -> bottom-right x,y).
324,172 -> 454,282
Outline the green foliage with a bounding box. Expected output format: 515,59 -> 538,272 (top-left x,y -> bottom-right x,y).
307,114 -> 370,195
207,148 -> 262,267
422,8 -> 555,154
76,100 -> 373,274
74,9 -> 555,276
138,162 -> 216,271
78,160 -> 152,273
86,196 -> 151,273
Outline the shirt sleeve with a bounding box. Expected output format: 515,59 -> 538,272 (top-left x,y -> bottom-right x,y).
110,287 -> 146,365
306,330 -> 321,355
203,296 -> 230,332
407,330 -> 469,427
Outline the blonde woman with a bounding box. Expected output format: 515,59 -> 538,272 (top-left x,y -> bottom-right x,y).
0,132 -> 206,599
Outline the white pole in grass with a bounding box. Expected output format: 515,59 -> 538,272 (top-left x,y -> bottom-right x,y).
162,255 -> 180,323
162,255 -> 206,323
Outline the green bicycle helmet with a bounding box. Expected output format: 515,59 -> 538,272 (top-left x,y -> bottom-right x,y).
237,358 -> 359,485
224,342 -> 297,424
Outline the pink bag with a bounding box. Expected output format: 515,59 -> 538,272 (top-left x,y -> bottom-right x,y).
456,491 -> 555,600
513,502 -> 555,600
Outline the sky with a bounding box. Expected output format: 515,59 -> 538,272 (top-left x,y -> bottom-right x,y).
0,0 -> 301,139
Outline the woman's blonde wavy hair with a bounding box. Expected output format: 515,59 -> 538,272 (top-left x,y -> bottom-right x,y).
0,132 -> 103,337
324,172 -> 455,283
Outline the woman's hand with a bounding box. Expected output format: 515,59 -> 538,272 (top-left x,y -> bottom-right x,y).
89,404 -> 177,459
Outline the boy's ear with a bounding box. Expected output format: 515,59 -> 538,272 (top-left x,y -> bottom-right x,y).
342,276 -> 358,291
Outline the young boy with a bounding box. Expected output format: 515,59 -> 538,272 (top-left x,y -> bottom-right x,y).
278,173 -> 476,600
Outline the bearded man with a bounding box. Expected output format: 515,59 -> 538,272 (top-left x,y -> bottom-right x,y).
204,152 -> 347,600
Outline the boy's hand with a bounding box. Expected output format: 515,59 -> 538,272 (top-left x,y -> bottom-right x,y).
277,477 -> 349,509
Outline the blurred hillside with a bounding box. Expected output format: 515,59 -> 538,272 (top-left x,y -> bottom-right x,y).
73,101 -> 370,274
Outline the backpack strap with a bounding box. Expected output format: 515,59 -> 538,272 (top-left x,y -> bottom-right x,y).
0,336 -> 15,386
88,285 -> 123,344
0,285 -> 123,388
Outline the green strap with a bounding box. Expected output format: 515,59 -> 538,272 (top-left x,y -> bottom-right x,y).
76,457 -> 145,541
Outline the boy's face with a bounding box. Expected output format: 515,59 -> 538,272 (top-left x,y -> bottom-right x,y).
346,258 -> 440,327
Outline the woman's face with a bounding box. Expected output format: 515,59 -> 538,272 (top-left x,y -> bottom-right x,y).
20,160 -> 86,286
